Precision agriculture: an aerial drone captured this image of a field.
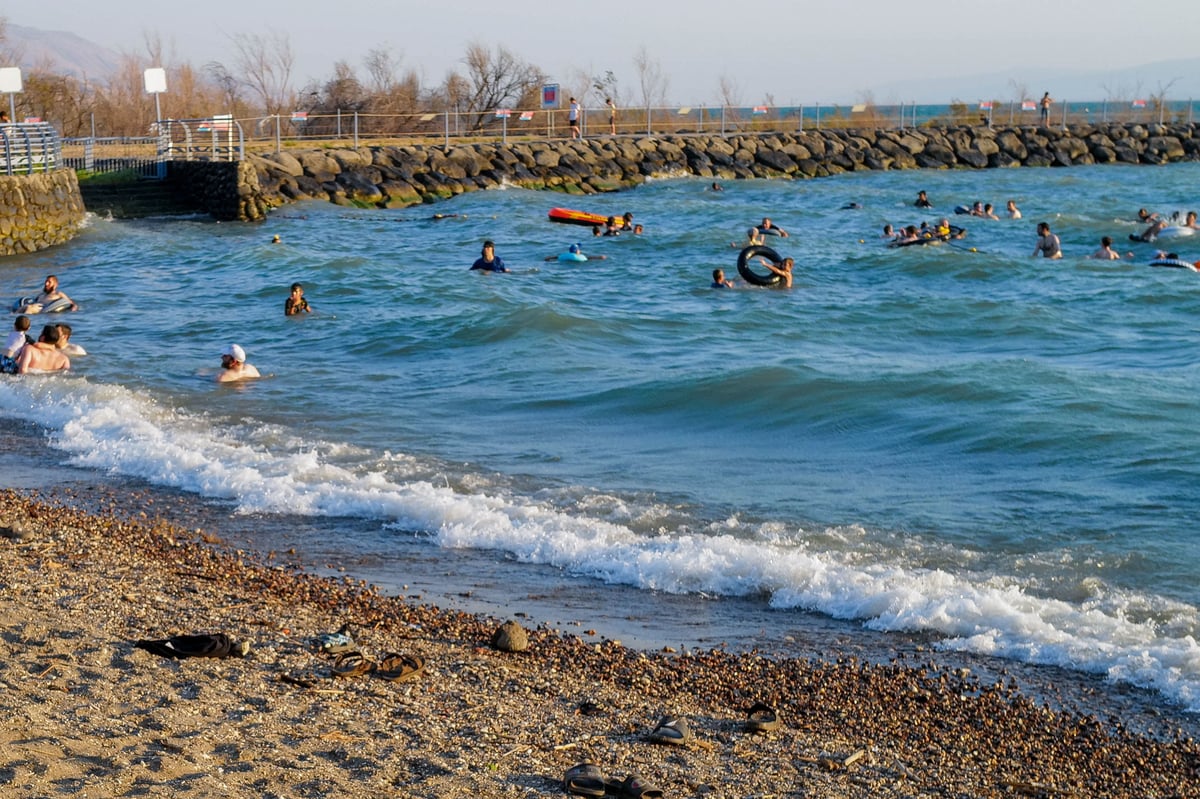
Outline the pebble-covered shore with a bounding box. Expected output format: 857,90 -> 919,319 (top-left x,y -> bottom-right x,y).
1,487 -> 1197,798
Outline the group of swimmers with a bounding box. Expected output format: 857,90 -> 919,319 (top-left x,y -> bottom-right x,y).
2,313 -> 83,375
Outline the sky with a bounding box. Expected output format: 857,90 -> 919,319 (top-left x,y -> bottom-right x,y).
9,0 -> 1200,106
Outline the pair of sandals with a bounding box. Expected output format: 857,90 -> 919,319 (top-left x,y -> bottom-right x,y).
331,651 -> 425,682
563,763 -> 663,799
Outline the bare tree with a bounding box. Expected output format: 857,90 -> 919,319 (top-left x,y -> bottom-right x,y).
452,42 -> 545,130
717,74 -> 740,108
633,46 -> 669,108
229,32 -> 295,116
363,46 -> 422,118
205,61 -> 243,111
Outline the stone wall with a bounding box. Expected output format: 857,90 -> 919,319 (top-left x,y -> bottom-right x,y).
243,122 -> 1200,214
0,170 -> 86,256
166,161 -> 272,221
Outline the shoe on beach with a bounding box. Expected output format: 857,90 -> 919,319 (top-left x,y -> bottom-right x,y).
317,624 -> 356,654
562,762 -> 607,798
614,773 -> 664,799
744,702 -> 781,733
377,652 -> 424,683
330,651 -> 376,678
134,633 -> 249,660
647,715 -> 692,746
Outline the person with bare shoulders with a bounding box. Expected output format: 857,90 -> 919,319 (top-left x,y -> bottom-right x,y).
1006,200 -> 1022,219
756,217 -> 788,237
1089,236 -> 1124,260
216,344 -> 260,383
16,325 -> 70,374
14,275 -> 78,314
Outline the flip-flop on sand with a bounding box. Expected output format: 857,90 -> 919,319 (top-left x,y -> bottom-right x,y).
562,761 -> 607,798
745,702 -> 781,733
377,653 -> 424,683
330,651 -> 376,678
134,633 -> 250,659
614,773 -> 664,799
647,715 -> 692,745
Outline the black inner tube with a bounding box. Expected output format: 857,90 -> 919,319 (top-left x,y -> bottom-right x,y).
737,245 -> 783,286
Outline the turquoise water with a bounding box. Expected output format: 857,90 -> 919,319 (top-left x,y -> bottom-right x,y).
3,162 -> 1199,711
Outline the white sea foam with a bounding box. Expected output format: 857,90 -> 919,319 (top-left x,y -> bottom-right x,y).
3,376 -> 1199,711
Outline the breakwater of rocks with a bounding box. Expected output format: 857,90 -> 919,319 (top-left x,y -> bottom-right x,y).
0,171 -> 86,256
239,122 -> 1199,218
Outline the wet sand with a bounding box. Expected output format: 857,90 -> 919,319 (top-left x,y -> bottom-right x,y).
1,487 -> 1197,798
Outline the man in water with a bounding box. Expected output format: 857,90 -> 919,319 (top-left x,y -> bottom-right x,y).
1032,222 -> 1062,259
757,217 -> 789,237
711,269 -> 734,288
1089,236 -> 1125,260
732,227 -> 765,248
14,275 -> 78,314
470,240 -> 509,272
216,344 -> 260,383
915,190 -> 932,209
16,325 -> 71,374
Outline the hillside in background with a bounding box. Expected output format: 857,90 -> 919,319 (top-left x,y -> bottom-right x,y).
5,23 -> 121,80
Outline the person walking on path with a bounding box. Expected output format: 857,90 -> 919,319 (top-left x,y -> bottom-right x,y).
568,98 -> 581,139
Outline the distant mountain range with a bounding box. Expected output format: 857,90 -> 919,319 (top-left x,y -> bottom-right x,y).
4,23 -> 122,80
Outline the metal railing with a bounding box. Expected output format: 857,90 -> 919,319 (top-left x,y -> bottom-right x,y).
0,122 -> 61,175
232,100 -> 1197,152
53,100 -> 1198,172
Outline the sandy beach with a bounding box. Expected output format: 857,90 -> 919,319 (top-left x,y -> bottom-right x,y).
1,486 -> 1197,798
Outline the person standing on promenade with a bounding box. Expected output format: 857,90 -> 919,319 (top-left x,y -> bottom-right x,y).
1039,92 -> 1052,125
606,98 -> 617,135
1032,222 -> 1062,259
568,98 -> 581,139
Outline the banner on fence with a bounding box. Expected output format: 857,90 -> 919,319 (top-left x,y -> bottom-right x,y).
291,111 -> 308,122
1021,101 -> 1036,111
752,106 -> 768,115
541,84 -> 559,109
1132,99 -> 1146,108
495,109 -> 511,118
519,111 -> 534,121
979,101 -> 993,110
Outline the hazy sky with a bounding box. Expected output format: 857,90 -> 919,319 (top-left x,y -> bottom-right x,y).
11,0 -> 1200,105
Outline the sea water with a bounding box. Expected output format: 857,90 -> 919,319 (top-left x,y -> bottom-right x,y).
2,162 -> 1199,715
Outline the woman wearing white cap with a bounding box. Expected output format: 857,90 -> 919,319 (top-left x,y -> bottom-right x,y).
216,343 -> 261,383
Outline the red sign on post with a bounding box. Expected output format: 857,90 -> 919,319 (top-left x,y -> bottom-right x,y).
541,84 -> 559,110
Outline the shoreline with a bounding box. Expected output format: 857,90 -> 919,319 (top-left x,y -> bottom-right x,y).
1,488 -> 1197,798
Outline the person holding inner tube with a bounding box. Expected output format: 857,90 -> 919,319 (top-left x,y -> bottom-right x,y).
756,217 -> 789,237
759,256 -> 794,287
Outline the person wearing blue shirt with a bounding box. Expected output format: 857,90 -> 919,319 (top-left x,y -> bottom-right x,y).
470,240 -> 509,272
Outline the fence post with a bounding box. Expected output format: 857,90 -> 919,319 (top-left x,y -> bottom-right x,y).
721,105 -> 726,137
646,105 -> 651,136
815,103 -> 820,131
275,114 -> 281,154
354,111 -> 359,148
444,110 -> 449,148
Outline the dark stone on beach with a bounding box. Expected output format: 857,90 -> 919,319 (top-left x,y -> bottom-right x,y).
1114,146 -> 1141,164
491,620 -> 529,653
954,147 -> 989,168
756,148 -> 798,174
